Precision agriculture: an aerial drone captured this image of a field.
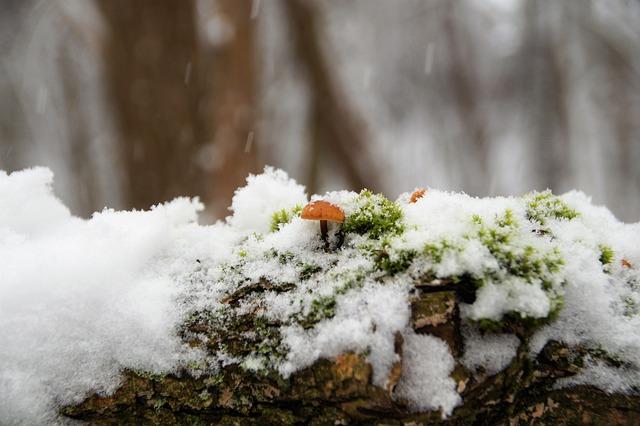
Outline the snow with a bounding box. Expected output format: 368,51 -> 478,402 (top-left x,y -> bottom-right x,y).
2,166 -> 640,423
529,192 -> 640,382
0,168 -> 74,235
278,280 -> 411,385
394,331 -> 461,417
462,277 -> 551,321
555,359 -> 640,394
0,168 -> 213,424
461,326 -> 520,375
228,166 -> 307,234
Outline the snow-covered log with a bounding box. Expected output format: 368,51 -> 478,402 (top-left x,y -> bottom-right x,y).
61,286 -> 640,424
2,167 -> 640,424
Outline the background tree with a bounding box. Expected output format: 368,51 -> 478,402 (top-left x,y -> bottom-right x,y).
1,0 -> 639,220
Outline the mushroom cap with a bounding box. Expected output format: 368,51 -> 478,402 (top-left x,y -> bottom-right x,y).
410,188 -> 427,203
301,200 -> 345,223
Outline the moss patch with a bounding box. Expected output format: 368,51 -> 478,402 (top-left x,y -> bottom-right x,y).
270,204 -> 302,232
599,244 -> 614,267
525,190 -> 579,226
343,190 -> 404,239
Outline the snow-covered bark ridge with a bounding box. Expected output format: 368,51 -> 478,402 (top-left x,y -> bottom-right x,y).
1,166 -> 639,423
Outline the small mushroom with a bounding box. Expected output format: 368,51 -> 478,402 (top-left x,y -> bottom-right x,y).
622,258 -> 632,269
410,188 -> 427,203
301,200 -> 345,248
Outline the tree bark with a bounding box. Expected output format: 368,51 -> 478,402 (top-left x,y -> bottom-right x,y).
62,277 -> 640,425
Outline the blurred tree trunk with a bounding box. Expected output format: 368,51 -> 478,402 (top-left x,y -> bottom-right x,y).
97,0 -> 258,218
205,0 -> 259,218
59,50 -> 97,217
443,1 -> 488,196
521,0 -> 571,193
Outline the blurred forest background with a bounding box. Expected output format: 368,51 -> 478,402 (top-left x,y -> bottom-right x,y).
1,0 -> 639,222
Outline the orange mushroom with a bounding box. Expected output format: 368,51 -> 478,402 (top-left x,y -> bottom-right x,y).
301,200 -> 345,247
622,258 -> 632,269
410,188 -> 427,203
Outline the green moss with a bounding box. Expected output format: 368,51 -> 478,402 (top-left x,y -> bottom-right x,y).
132,369 -> 166,382
525,190 -> 579,226
293,271 -> 368,328
278,251 -> 294,265
476,305 -> 562,333
264,249 -> 295,265
342,190 -> 404,239
153,397 -> 167,412
471,210 -> 564,285
297,296 -> 337,329
373,248 -> 417,275
623,296 -> 639,317
423,240 -> 460,264
270,205 -> 302,232
599,244 -> 614,266
466,210 -> 567,321
299,263 -> 322,281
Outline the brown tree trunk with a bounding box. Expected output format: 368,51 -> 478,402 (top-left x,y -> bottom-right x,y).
97,0 -> 258,218
204,0 -> 259,218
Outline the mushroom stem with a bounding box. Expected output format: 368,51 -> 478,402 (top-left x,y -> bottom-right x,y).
320,220 -> 328,248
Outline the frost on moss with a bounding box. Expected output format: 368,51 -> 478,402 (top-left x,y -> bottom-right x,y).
184,190 -> 576,377
599,244 -> 614,267
472,210 -> 563,288
423,240 -> 461,264
525,190 -> 579,226
373,246 -> 418,275
270,204 -> 302,232
411,208 -> 566,324
342,190 -> 404,239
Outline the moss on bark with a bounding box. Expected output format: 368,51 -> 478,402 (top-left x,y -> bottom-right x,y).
62,278 -> 640,425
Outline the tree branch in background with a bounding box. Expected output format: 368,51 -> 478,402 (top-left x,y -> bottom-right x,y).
284,0 -> 383,194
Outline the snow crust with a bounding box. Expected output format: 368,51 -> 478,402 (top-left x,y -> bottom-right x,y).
2,166 -> 640,423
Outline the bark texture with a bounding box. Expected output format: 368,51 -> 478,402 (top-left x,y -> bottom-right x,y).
62,279 -> 640,425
